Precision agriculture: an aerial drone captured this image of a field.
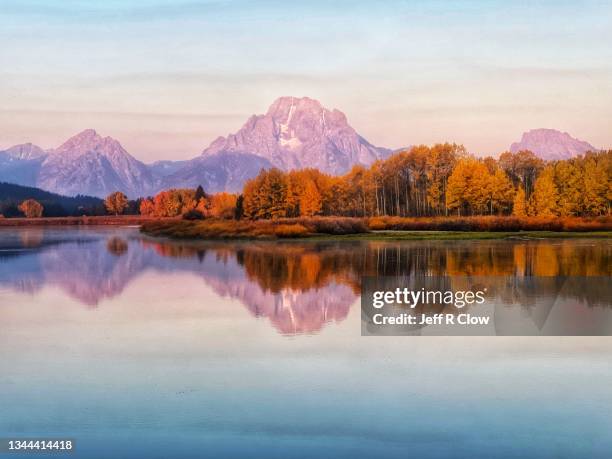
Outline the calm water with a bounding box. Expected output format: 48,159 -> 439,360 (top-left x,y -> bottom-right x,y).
0,227 -> 611,458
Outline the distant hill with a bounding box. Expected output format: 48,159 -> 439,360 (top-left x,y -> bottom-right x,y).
510,129 -> 597,160
0,182 -> 105,217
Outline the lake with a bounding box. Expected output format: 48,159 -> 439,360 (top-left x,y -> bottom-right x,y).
1,227 -> 611,458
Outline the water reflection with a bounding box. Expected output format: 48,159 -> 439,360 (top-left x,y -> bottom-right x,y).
0,227 -> 610,334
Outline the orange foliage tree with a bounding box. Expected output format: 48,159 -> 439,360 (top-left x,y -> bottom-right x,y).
104,191 -> 129,215
210,193 -> 238,218
18,199 -> 44,218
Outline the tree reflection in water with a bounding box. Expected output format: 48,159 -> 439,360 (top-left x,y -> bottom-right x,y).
0,228 -> 609,334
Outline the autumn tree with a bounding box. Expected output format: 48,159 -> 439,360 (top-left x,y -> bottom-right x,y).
553,159 -> 583,216
210,192 -> 238,219
582,151 -> 611,216
342,165 -> 376,217
427,143 -> 463,215
139,198 -> 155,216
513,186 -> 527,217
528,166 -> 559,217
299,180 -> 322,216
489,168 -> 515,214
446,158 -> 491,215
18,199 -> 44,218
499,150 -> 543,199
285,170 -> 305,217
104,191 -> 129,215
153,189 -> 196,217
243,168 -> 288,219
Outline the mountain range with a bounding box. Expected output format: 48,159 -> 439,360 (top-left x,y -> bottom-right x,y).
0,97 -> 601,198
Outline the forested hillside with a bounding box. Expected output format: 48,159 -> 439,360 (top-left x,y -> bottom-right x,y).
0,182 -> 105,217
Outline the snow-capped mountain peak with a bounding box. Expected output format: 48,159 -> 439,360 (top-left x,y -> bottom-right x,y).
201,96 -> 390,174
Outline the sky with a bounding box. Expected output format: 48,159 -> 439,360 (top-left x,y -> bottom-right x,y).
1,0 -> 611,162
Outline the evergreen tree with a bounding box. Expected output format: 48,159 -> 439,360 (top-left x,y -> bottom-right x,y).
234,195 -> 244,220
195,185 -> 207,202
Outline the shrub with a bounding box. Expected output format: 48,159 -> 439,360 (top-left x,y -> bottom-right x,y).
278,217 -> 367,235
274,224 -> 309,238
366,216 -> 612,232
182,209 -> 205,220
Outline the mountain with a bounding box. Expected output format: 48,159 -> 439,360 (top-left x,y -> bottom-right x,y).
149,159 -> 190,178
0,153 -> 44,187
0,143 -> 47,187
2,143 -> 46,160
159,96 -> 391,193
162,151 -> 273,193
200,96 -> 390,174
510,129 -> 597,160
37,129 -> 155,198
0,130 -> 156,198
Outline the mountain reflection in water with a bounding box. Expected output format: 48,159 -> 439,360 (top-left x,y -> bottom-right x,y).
0,227 -> 610,335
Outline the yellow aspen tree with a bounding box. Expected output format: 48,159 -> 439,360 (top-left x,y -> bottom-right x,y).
512,186 -> 527,217
446,158 -> 471,215
582,153 -> 610,216
490,168 -> 515,214
528,167 -> 559,217
554,160 -> 583,216
299,180 -> 322,216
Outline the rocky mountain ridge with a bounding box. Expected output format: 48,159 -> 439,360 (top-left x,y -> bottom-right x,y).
0,98 -> 602,197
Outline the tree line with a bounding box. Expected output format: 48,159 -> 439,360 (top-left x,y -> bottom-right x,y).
9,145 -> 610,219
100,146 -> 612,219
241,146 -> 611,219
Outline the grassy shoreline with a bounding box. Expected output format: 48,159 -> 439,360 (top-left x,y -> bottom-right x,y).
1,215 -> 610,240
140,217 -> 612,241
314,230 -> 612,240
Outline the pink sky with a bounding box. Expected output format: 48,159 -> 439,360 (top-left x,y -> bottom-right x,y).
1,1 -> 610,161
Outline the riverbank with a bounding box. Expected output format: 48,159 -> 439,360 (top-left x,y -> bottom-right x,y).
140,216 -> 612,240
0,215 -> 178,226
318,230 -> 612,240
2,215 -> 610,239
